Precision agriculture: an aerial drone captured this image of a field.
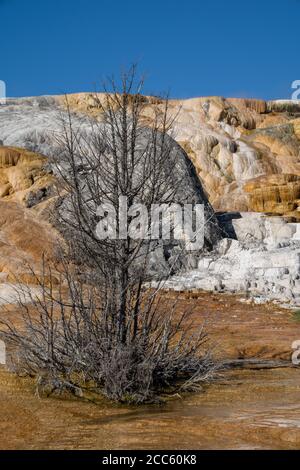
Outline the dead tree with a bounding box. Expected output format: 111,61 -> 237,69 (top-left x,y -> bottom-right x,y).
0,66 -> 218,402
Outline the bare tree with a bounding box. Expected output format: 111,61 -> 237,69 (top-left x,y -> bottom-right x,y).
0,66 -> 218,403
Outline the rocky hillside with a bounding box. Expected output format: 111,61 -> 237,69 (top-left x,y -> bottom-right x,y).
0,95 -> 226,284
63,94 -> 300,217
1,93 -> 300,301
1,94 -> 300,218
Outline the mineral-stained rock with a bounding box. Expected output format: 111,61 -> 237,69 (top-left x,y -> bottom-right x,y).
0,146 -> 55,208
144,97 -> 300,213
244,174 -> 300,218
267,100 -> 300,113
1,94 -> 300,215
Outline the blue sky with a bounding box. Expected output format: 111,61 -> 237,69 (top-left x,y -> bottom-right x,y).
0,0 -> 299,99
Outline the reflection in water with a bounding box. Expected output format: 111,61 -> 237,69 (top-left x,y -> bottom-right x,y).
82,407 -> 174,426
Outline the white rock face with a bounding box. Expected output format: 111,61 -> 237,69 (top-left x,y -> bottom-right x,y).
0,284 -> 41,305
232,213 -> 298,247
163,213 -> 300,305
0,97 -> 88,155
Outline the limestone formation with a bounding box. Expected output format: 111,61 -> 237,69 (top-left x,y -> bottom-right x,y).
1,94 -> 300,216
0,96 -> 222,281
1,94 -> 300,304
162,212 -> 300,305
61,93 -> 300,214
0,147 -> 54,207
244,174 -> 300,219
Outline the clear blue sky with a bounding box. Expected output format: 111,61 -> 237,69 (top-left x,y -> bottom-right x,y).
0,0 -> 299,99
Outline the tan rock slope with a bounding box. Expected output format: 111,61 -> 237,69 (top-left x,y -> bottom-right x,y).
61,93 -> 300,217
0,147 -> 55,207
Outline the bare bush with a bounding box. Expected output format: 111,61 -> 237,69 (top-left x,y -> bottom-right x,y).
0,262 -> 216,403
